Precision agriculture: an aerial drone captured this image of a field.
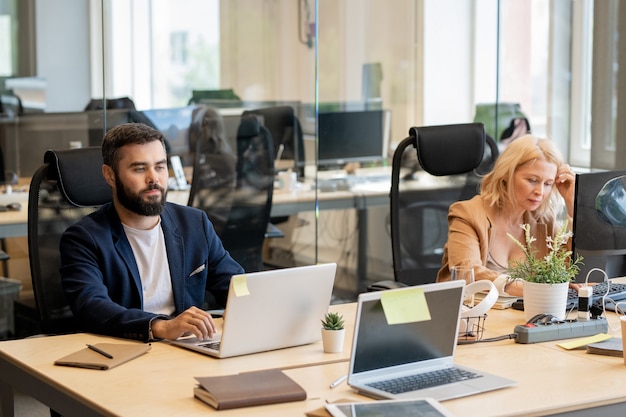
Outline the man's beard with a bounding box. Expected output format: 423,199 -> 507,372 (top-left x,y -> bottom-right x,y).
115,176 -> 166,216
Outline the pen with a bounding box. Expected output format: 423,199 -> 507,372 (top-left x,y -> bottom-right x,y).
86,344 -> 114,359
329,374 -> 347,388
275,144 -> 285,162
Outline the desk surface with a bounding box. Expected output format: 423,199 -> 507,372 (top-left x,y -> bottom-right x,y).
0,190 -> 29,238
2,302 -> 626,417
0,303 -> 354,417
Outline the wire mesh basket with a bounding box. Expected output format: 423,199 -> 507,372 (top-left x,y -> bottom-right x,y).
457,314 -> 487,344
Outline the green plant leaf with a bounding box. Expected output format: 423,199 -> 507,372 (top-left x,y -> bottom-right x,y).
321,312 -> 345,330
506,221 -> 583,284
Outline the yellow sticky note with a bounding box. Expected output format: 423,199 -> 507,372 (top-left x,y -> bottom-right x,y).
380,288 -> 431,325
232,275 -> 250,297
557,333 -> 612,350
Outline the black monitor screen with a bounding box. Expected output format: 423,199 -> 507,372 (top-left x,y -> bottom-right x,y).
317,110 -> 386,167
573,170 -> 626,281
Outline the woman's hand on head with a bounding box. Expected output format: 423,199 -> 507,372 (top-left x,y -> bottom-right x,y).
555,164 -> 575,215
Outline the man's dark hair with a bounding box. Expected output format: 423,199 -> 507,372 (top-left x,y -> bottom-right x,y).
101,123 -> 166,171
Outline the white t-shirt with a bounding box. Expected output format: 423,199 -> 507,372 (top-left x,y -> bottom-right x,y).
123,219 -> 175,315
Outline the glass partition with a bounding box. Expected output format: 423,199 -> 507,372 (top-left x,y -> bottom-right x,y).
0,0 -> 621,303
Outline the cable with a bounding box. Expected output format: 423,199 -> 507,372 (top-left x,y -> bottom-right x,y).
459,333 -> 517,345
584,267 -> 626,333
480,333 -> 518,342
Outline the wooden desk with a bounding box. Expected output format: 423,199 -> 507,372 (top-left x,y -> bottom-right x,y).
2,302 -> 626,416
0,191 -> 29,239
299,307 -> 626,417
0,303 -> 354,417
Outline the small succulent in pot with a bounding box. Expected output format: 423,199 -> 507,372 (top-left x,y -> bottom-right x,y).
321,312 -> 344,331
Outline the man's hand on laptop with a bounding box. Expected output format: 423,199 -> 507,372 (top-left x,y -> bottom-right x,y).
151,306 -> 218,341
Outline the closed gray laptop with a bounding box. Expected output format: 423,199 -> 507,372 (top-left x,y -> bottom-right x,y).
347,280 -> 515,401
168,263 -> 337,358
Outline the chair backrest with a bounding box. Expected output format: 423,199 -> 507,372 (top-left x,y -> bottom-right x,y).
220,115 -> 275,272
390,123 -> 489,285
27,147 -> 111,334
241,106 -> 305,178
187,106 -> 238,237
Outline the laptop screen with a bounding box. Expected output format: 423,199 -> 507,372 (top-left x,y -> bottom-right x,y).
352,283 -> 463,374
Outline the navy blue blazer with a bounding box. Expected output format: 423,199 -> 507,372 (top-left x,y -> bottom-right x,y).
59,202 -> 244,341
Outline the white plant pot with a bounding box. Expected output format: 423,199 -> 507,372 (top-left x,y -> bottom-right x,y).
321,328 -> 345,353
523,281 -> 570,322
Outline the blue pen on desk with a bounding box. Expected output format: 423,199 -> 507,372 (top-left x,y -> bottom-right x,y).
86,344 -> 114,359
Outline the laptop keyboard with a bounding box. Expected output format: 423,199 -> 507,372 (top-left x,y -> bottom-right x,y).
197,341 -> 220,350
368,367 -> 482,394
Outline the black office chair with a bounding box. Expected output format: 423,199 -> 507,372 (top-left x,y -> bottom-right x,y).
241,106 -> 305,178
84,97 -> 163,150
23,147 -> 111,335
219,115 -> 275,272
187,105 -> 238,237
241,106 -> 305,241
369,123 -> 495,290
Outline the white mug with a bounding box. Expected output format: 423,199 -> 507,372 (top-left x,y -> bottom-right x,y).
277,170 -> 297,193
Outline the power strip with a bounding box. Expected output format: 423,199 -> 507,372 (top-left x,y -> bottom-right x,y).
514,318 -> 608,344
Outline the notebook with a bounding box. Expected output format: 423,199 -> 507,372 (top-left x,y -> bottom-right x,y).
54,343 -> 151,370
168,263 -> 337,358
347,280 -> 515,401
473,292 -> 520,309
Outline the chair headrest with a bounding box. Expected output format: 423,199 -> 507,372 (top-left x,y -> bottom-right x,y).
410,123 -> 485,176
44,147 -> 112,207
237,115 -> 262,137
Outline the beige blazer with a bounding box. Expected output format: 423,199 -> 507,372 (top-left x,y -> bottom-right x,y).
436,195 -> 561,283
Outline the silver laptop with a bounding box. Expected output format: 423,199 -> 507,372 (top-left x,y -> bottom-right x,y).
347,280 -> 515,401
168,263 -> 337,358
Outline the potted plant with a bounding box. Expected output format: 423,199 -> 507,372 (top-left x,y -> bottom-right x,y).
507,221 -> 583,321
321,312 -> 345,353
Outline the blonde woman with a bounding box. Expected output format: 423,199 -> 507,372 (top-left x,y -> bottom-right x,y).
437,134 -> 577,296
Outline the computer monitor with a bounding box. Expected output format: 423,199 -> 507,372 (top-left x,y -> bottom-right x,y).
86,109 -> 133,147
317,109 -> 389,169
242,105 -> 305,177
572,170 -> 626,282
142,106 -> 241,166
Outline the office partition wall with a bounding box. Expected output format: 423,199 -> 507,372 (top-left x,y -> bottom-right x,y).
0,0 -> 622,300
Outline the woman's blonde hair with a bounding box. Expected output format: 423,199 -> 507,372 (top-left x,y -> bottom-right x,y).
481,134 -> 563,222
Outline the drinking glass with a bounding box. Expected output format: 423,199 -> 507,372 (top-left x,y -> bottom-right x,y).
451,266 -> 475,307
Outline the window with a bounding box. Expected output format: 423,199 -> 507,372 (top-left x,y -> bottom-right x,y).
103,0 -> 220,109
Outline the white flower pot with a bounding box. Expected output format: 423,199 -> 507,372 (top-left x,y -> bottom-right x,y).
321,328 -> 345,353
523,281 -> 570,322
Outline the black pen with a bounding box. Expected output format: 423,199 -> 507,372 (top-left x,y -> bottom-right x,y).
86,344 -> 114,359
